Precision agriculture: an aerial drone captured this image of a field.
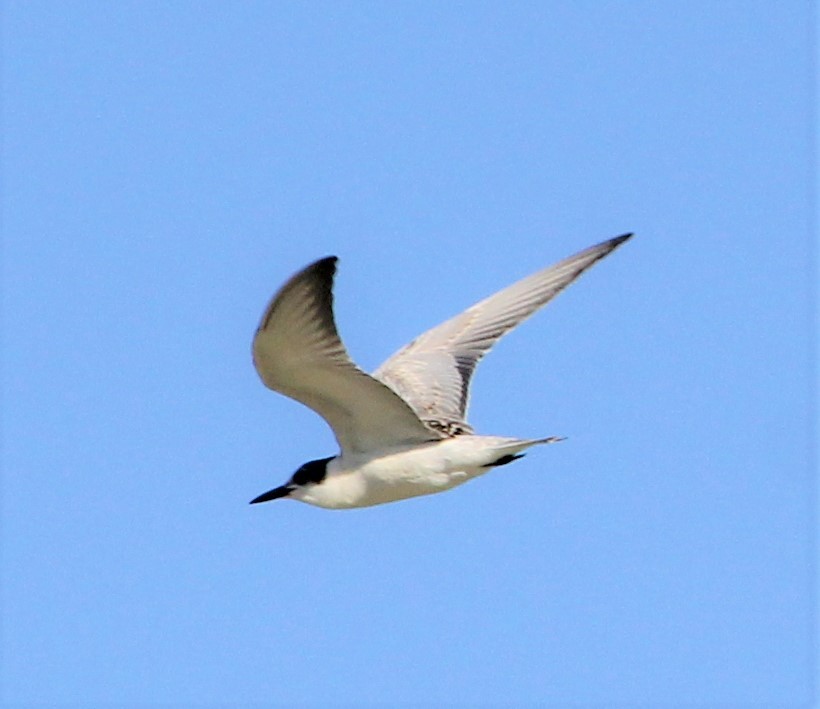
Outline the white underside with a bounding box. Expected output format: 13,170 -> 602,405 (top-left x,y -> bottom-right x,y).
290,435 -> 559,509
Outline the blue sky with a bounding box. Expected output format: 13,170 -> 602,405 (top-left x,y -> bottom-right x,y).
2,2 -> 815,706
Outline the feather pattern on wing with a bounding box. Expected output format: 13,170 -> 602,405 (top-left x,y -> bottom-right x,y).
252,257 -> 442,455
374,234 -> 632,433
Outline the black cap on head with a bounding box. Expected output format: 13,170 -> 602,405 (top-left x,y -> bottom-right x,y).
249,457 -> 333,505
291,457 -> 332,486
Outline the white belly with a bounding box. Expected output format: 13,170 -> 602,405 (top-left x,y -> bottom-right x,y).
295,435 -> 550,509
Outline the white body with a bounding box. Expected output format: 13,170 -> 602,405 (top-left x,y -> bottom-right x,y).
295,436 -> 556,509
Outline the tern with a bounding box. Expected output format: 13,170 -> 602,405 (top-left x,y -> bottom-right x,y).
250,233 -> 632,509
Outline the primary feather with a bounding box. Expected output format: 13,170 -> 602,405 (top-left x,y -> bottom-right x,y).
374,234 -> 632,434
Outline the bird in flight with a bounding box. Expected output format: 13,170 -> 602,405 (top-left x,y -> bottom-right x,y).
250,233 -> 632,509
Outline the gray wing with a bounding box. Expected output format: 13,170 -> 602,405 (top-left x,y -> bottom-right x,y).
373,234 -> 632,434
253,257 -> 442,456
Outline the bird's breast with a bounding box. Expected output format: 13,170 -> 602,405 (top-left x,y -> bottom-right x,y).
302,437 -> 526,509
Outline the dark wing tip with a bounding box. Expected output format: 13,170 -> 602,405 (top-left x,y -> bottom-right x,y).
610,233 -> 634,247
301,255 -> 339,303
583,233 -> 632,262
283,255 -> 339,289
257,256 -> 340,332
566,233 -> 633,273
311,255 -> 339,274
298,255 -> 339,292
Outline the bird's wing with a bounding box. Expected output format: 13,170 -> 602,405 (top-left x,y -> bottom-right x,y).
374,234 -> 632,433
253,257 -> 442,456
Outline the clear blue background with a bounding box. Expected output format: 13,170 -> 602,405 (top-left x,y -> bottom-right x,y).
3,2 -> 815,706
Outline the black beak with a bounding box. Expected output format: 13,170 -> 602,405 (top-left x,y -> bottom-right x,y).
249,485 -> 292,504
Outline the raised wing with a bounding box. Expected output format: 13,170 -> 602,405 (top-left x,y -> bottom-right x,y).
374,234 -> 632,434
253,257 -> 441,455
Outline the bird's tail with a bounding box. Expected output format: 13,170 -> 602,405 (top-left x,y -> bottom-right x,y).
478,435 -> 565,468
535,435 -> 566,445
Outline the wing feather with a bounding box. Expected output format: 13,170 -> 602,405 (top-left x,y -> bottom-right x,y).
253,257 -> 441,455
374,234 -> 632,431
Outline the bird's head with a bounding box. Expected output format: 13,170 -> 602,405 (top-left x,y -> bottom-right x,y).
249,456 -> 333,505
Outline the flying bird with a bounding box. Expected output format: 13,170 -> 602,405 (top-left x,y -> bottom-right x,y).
250,233 -> 632,509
